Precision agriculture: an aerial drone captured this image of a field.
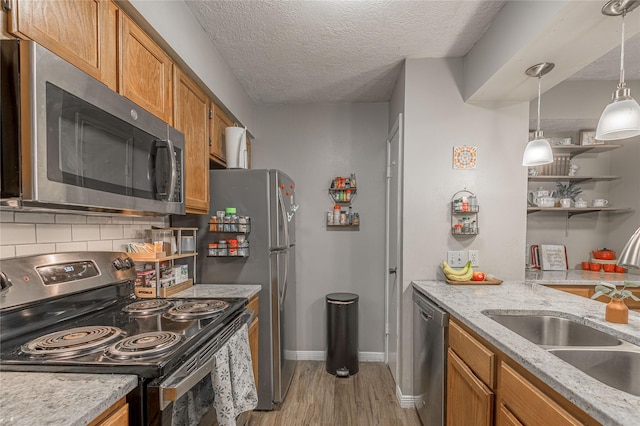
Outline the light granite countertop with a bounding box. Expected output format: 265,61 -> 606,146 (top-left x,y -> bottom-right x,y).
525,268 -> 640,285
0,371 -> 138,426
171,283 -> 261,299
412,279 -> 640,426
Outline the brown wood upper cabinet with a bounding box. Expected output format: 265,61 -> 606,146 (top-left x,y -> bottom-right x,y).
7,0 -> 118,90
173,68 -> 210,214
210,103 -> 231,167
120,13 -> 173,124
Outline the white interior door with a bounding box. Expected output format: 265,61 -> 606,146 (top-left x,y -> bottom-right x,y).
385,114 -> 403,384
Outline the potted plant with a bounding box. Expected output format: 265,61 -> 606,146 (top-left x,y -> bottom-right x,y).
555,181 -> 582,208
591,281 -> 640,324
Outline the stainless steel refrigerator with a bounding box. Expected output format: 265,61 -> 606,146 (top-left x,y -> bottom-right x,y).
173,169 -> 297,410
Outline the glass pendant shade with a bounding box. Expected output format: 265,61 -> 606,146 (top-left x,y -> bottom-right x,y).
596,2 -> 640,141
523,62 -> 554,167
522,136 -> 554,166
595,96 -> 640,140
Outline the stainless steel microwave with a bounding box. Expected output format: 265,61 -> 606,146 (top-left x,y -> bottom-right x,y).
0,40 -> 184,216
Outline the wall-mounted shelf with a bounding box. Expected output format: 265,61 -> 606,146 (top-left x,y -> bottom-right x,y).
527,206 -> 632,218
327,174 -> 360,228
528,176 -> 621,184
451,189 -> 479,236
207,216 -> 251,258
550,144 -> 622,159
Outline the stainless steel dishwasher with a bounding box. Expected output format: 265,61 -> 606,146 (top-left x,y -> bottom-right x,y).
413,289 -> 449,426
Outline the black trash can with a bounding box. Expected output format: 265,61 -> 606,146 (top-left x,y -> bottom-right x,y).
326,292 -> 359,377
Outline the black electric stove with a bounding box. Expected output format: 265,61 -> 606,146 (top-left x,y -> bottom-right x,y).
0,251 -> 249,424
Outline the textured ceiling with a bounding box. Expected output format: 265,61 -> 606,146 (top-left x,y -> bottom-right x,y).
185,0 -> 638,105
185,0 -> 506,104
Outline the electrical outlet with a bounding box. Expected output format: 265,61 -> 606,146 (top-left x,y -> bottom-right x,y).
447,251 -> 467,268
468,250 -> 480,267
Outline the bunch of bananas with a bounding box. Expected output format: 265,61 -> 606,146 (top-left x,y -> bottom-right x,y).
442,260 -> 473,281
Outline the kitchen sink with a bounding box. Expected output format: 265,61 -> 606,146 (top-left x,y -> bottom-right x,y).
484,312 -> 622,347
548,349 -> 640,396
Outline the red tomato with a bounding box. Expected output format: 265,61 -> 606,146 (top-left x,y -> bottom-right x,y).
472,272 -> 485,281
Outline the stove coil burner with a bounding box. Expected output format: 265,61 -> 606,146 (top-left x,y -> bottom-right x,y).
22,326 -> 123,357
123,299 -> 173,315
163,300 -> 230,321
106,331 -> 182,360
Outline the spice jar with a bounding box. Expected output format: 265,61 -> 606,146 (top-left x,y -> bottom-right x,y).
333,205 -> 341,225
218,240 -> 227,256
208,243 -> 218,257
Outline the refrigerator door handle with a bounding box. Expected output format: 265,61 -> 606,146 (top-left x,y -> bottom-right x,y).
280,250 -> 289,309
277,186 -> 290,247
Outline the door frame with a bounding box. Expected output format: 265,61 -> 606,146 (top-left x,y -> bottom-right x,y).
384,113 -> 403,382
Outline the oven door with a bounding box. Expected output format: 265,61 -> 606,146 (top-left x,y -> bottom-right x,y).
146,310 -> 252,426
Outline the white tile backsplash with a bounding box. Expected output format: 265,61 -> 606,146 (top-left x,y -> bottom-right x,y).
36,224 -> 72,243
72,225 -> 101,241
15,212 -> 55,223
87,240 -> 114,251
56,241 -> 89,252
99,225 -> 124,240
1,223 -> 37,244
0,212 -> 169,259
0,246 -> 16,258
0,211 -> 14,222
86,216 -> 112,224
55,214 -> 88,224
16,243 -> 56,257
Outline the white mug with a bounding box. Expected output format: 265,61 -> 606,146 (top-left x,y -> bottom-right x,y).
574,199 -> 587,208
592,199 -> 609,207
559,198 -> 571,208
538,197 -> 556,208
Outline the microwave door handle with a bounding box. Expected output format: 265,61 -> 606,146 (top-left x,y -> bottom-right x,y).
154,139 -> 177,201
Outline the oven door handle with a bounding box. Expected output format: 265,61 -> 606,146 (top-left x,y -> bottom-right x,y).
161,357 -> 216,406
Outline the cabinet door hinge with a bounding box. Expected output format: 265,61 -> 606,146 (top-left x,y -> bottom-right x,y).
209,137 -> 212,147
209,109 -> 213,119
2,0 -> 11,11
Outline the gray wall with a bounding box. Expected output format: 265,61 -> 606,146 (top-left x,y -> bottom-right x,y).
397,58 -> 529,397
252,103 -> 389,358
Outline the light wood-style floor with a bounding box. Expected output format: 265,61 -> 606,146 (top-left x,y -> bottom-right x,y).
250,361 -> 421,426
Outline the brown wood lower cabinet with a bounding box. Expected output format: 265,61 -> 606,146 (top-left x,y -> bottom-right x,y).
447,317 -> 598,426
548,284 -> 640,310
88,396 -> 128,426
499,362 -> 582,426
447,348 -> 493,426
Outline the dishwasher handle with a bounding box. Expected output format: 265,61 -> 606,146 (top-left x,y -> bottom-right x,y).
413,291 -> 449,327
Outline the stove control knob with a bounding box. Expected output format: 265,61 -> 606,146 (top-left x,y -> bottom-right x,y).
0,272 -> 12,295
112,257 -> 126,270
123,257 -> 135,269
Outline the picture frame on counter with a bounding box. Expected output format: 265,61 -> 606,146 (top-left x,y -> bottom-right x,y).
579,129 -> 603,146
540,244 -> 568,271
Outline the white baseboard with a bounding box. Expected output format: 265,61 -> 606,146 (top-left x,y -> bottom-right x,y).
292,351 -> 385,362
396,386 -> 416,409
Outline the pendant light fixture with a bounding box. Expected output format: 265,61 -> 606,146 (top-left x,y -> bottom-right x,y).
596,0 -> 640,141
618,226 -> 640,269
523,62 -> 555,166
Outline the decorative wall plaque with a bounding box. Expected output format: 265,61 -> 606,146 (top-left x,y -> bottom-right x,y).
453,146 -> 477,169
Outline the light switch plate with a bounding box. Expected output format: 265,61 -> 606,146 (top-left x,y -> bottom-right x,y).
447,251 -> 467,268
